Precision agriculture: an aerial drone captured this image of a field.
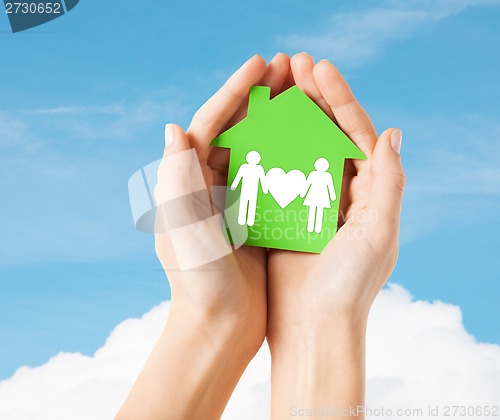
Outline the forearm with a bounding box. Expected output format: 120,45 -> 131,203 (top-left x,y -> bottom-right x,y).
116,301 -> 258,420
268,318 -> 367,419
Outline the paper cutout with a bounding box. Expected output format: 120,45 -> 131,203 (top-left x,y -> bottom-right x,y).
211,85 -> 366,253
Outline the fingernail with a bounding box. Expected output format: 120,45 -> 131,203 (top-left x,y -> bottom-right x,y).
250,53 -> 261,62
240,54 -> 259,70
165,124 -> 175,148
391,129 -> 402,155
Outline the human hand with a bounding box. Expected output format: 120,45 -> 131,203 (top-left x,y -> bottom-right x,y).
117,54 -> 293,420
266,53 -> 405,418
268,52 -> 405,334
155,53 -> 291,343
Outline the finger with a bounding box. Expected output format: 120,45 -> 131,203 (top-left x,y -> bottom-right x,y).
281,69 -> 295,91
290,52 -> 335,120
155,124 -> 200,204
368,129 -> 406,234
155,124 -> 209,237
224,52 -> 291,129
187,55 -> 267,163
154,125 -> 196,270
313,60 -> 378,164
206,147 -> 230,187
209,53 -> 291,185
260,52 -> 291,97
155,125 -> 232,272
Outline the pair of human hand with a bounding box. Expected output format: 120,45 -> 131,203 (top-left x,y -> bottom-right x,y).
118,52 -> 405,420
155,52 -> 405,349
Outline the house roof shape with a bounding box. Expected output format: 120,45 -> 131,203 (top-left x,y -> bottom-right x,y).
211,85 -> 366,162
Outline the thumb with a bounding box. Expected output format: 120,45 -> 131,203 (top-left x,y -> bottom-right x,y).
155,124 -> 235,272
154,124 -> 207,232
368,128 -> 406,227
163,123 -> 190,156
155,123 -> 201,205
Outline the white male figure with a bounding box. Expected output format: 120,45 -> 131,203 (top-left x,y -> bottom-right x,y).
230,151 -> 268,226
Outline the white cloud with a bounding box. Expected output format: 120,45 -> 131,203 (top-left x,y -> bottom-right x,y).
0,284 -> 498,420
366,285 -> 500,413
0,303 -> 167,420
280,0 -> 500,65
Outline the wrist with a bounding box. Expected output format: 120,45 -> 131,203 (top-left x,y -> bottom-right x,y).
268,319 -> 367,419
267,316 -> 367,353
166,297 -> 265,359
267,305 -> 368,347
119,297 -> 263,420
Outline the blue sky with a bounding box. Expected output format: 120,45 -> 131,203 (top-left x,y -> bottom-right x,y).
0,0 -> 499,379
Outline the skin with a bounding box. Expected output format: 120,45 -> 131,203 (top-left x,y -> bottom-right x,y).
116,52 -> 405,420
267,53 -> 405,419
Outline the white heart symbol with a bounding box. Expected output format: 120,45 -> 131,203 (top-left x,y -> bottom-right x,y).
266,168 -> 307,209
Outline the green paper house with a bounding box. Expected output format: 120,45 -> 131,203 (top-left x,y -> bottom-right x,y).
211,85 -> 365,253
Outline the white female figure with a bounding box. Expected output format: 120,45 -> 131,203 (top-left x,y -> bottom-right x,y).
300,158 -> 336,233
